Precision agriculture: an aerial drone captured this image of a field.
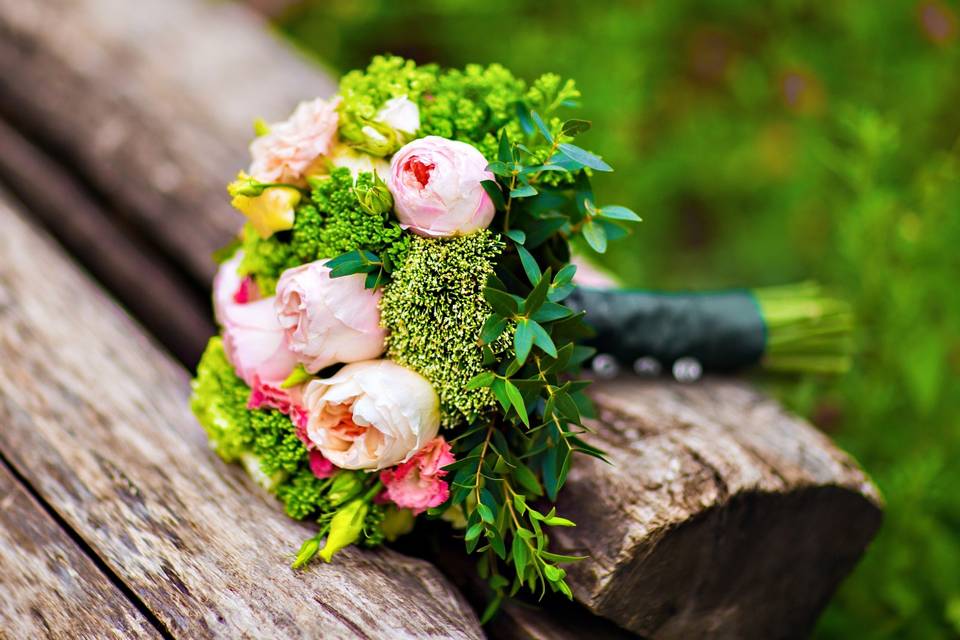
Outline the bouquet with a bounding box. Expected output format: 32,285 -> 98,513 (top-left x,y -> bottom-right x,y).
191,55 -> 852,615
191,56 -> 639,610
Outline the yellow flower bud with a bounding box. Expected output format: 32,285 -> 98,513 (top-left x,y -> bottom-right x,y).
230,187 -> 300,239
319,498 -> 368,562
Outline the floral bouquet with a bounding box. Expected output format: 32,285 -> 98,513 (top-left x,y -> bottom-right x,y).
191,55 -> 852,615
192,56 -> 636,610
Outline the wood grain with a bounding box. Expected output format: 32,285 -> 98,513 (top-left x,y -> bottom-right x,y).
0,190 -> 482,639
551,378 -> 883,638
0,0 -> 336,283
0,461 -> 161,639
0,117 -> 214,366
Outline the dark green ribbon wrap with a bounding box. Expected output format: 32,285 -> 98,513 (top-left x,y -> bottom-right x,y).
565,288 -> 768,372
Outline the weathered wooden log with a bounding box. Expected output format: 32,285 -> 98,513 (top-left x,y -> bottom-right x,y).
0,462 -> 162,638
0,0 -> 883,636
0,190 -> 483,639
553,378 -> 882,637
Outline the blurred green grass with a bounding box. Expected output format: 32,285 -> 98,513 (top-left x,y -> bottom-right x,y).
274,1 -> 960,636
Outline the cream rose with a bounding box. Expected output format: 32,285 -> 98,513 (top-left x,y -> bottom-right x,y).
387,136 -> 496,237
275,260 -> 386,373
249,97 -> 341,183
302,360 -> 440,470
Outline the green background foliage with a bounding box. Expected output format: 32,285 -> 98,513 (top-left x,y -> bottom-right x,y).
271,0 -> 960,635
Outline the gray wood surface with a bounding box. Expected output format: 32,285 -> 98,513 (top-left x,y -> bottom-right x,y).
0,462 -> 162,639
0,190 -> 482,639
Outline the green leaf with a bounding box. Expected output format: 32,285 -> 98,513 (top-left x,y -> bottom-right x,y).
598,205 -> 642,222
498,129 -> 512,163
543,515 -> 576,527
505,379 -> 529,426
516,244 -> 542,286
491,378 -> 511,411
504,229 -> 526,244
512,535 -> 529,578
514,319 -> 534,365
280,365 -> 312,389
581,220 -> 608,253
466,371 -> 496,390
510,184 -> 538,198
465,522 -> 484,541
484,287 -> 519,317
515,102 -> 535,136
529,320 -> 558,357
531,111 -> 553,143
540,550 -> 588,563
557,143 -> 613,172
481,180 -> 507,211
532,302 -> 573,323
543,565 -> 564,582
513,463 -> 544,496
479,314 -> 508,345
560,119 -> 592,137
513,493 -> 528,515
480,594 -> 503,625
524,267 -> 553,314
476,503 -> 495,524
554,264 -> 577,286
485,161 -> 512,177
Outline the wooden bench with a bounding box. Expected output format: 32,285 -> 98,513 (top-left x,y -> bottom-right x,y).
0,0 -> 882,637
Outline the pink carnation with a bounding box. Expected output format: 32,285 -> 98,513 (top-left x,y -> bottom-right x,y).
309,450 -> 337,479
380,437 -> 454,514
249,97 -> 341,184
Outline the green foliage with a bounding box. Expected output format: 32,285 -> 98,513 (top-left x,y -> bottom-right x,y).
380,231 -> 510,427
280,1 -> 960,634
238,224 -> 298,295
301,168 -> 410,268
238,168 -> 410,293
190,337 -> 253,462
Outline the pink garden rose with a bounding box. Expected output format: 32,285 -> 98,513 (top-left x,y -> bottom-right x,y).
249,97 -> 341,183
380,437 -> 454,514
388,136 -> 495,237
214,253 -> 297,388
275,260 -> 386,373
302,360 -> 440,470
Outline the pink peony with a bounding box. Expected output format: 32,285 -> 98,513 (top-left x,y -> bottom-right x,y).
387,136 -> 495,237
275,260 -> 386,373
380,437 -> 454,514
214,253 -> 297,388
249,97 -> 341,184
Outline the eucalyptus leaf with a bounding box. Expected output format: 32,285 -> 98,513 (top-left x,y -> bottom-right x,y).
598,204 -> 642,222
558,143 -> 613,172
560,119 -> 592,137
516,244 -> 542,286
581,219 -> 608,253
531,110 -> 553,143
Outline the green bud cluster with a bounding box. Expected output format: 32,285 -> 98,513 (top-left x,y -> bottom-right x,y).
380,231 -> 512,427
